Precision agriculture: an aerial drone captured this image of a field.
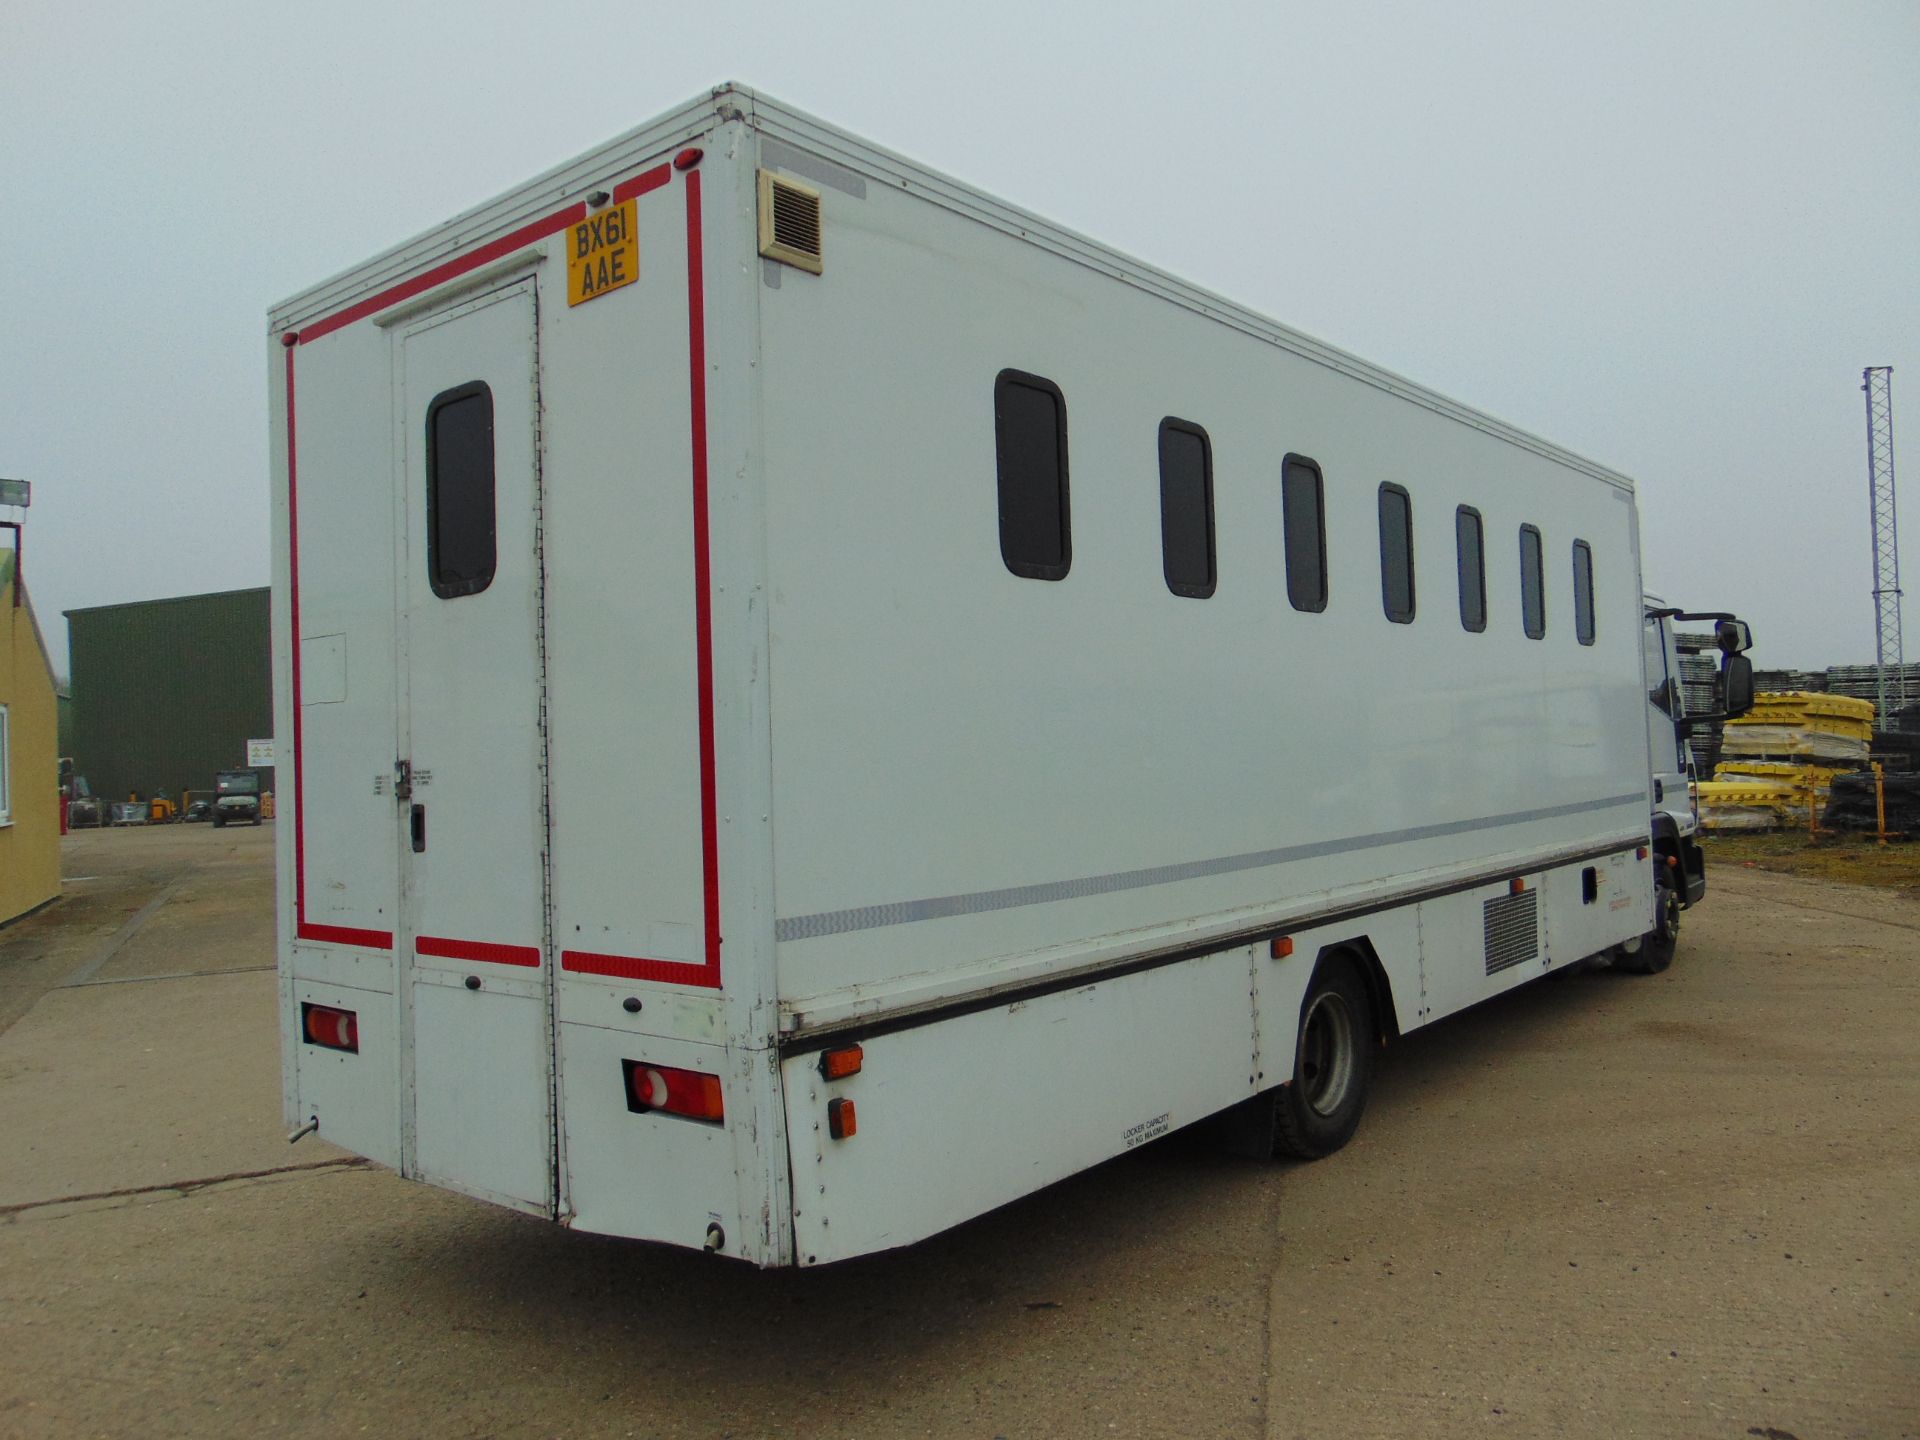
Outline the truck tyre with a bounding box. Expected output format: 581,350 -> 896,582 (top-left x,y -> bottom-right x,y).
213,814 -> 225,829
1272,955 -> 1375,1160
1617,869 -> 1679,975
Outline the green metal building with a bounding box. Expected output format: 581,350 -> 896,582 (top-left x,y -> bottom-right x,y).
65,587 -> 272,806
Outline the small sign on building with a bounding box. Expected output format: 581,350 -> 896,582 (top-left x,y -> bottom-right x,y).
246,738 -> 276,768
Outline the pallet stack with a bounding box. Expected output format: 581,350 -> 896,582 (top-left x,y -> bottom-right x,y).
1696,693 -> 1875,831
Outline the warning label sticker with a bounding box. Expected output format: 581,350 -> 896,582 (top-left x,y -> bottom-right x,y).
1123,1112 -> 1171,1150
567,199 -> 638,307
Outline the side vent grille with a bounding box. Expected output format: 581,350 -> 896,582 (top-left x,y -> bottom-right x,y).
1483,890 -> 1539,975
758,170 -> 823,274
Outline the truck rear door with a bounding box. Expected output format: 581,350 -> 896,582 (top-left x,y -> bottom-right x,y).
395,280 -> 554,1215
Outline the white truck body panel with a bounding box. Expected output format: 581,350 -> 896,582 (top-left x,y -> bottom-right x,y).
271,85 -> 1663,1266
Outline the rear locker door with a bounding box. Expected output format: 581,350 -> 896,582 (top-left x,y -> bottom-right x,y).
396,281 -> 554,1214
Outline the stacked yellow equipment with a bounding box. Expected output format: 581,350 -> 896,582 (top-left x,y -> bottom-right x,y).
1698,693 -> 1876,829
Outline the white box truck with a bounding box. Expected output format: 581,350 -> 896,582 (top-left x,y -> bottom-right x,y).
270,84 -> 1754,1266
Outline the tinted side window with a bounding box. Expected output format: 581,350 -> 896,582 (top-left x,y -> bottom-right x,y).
1519,524 -> 1545,639
1378,483 -> 1414,623
994,371 -> 1071,581
1282,455 -> 1327,613
1572,539 -> 1596,646
426,382 -> 497,599
1158,419 -> 1216,598
1455,506 -> 1487,633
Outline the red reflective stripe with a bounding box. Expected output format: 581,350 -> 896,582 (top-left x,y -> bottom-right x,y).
562,951 -> 712,985
415,936 -> 541,967
298,204 -> 586,346
286,344 -> 307,929
298,922 -> 394,950
612,163 -> 672,205
686,165 -> 722,989
283,157 -> 721,989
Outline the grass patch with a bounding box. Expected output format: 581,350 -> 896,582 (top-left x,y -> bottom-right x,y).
1704,830 -> 1920,892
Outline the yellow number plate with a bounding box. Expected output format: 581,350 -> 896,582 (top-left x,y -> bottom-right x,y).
567,200 -> 638,306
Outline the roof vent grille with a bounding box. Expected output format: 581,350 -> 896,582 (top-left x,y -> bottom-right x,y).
758,170 -> 823,274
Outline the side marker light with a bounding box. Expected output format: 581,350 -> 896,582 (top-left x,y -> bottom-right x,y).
1511,877 -> 1527,894
828,1097 -> 857,1140
1270,936 -> 1294,960
820,1044 -> 864,1081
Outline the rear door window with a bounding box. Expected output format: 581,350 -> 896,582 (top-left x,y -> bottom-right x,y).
425,382 -> 498,599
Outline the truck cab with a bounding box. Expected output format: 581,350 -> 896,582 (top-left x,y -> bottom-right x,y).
1642,604 -> 1754,908
213,769 -> 262,828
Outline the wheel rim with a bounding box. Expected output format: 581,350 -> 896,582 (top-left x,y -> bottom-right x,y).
1300,990 -> 1356,1117
1657,882 -> 1680,943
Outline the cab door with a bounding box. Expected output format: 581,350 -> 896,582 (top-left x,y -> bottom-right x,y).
1643,610 -> 1693,839
395,280 -> 554,1214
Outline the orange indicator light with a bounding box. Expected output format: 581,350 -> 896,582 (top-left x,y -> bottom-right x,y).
1270,936 -> 1294,960
820,1044 -> 864,1081
1510,877 -> 1527,894
828,1098 -> 857,1140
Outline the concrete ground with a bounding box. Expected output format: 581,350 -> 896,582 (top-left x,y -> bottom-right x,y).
0,825 -> 1914,1440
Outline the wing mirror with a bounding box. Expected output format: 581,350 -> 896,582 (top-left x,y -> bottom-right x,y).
1719,653 -> 1755,719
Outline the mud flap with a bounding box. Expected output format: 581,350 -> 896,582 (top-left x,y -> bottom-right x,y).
1680,835 -> 1707,907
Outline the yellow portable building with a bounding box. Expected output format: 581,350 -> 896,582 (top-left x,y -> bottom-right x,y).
0,550 -> 60,925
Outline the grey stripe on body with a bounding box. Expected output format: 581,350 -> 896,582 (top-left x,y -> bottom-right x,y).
774,792 -> 1645,942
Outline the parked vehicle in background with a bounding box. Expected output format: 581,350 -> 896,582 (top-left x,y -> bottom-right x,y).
109,800 -> 149,826
66,775 -> 104,828
214,770 -> 262,827
184,799 -> 213,823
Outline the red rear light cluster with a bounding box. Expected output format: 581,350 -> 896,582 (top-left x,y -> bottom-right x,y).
623,1060 -> 724,1124
302,1002 -> 359,1053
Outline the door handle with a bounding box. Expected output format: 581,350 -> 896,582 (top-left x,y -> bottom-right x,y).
410,803 -> 426,853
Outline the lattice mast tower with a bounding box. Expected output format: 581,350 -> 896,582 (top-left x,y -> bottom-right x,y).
1864,366 -> 1901,726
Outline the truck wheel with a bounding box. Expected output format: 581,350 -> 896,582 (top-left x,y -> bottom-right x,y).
1618,870 -> 1679,975
1272,955 -> 1375,1160
213,815 -> 225,829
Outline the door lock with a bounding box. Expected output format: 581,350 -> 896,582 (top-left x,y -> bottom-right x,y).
394,759 -> 412,802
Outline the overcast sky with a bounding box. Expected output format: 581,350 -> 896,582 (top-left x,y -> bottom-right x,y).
3,0 -> 1915,676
